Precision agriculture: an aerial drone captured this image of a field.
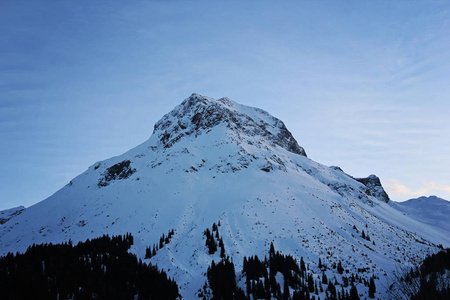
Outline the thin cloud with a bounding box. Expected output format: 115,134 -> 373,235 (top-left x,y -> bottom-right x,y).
385,179 -> 450,200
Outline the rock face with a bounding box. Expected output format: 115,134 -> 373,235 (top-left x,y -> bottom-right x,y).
97,160 -> 136,187
356,174 -> 390,203
153,93 -> 307,156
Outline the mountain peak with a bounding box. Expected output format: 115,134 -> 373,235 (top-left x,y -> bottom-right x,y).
152,94 -> 307,156
185,93 -> 234,106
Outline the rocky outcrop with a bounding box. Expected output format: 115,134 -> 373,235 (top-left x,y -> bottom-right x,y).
356,175 -> 390,203
0,206 -> 25,225
98,160 -> 136,187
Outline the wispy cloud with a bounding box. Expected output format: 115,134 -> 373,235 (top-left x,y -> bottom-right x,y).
385,180 -> 450,201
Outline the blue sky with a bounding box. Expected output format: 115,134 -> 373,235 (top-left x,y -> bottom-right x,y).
1,0 -> 449,210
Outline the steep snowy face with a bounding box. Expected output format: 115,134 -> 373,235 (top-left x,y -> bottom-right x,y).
152,93 -> 306,156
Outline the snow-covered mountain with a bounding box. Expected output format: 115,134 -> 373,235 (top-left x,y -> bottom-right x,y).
392,196 -> 450,234
1,94 -> 448,299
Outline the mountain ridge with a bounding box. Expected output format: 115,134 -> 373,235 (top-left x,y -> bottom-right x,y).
392,195 -> 450,234
1,94 -> 447,299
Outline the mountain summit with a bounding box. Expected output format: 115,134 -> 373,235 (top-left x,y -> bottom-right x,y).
154,93 -> 306,155
0,94 -> 447,299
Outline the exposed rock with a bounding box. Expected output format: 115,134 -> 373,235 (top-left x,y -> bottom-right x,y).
330,166 -> 344,172
355,175 -> 390,203
153,94 -> 307,156
98,160 -> 136,187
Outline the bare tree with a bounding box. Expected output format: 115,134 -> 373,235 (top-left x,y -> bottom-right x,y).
385,264 -> 420,300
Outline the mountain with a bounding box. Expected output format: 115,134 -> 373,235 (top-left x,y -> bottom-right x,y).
1,94 -> 448,299
392,196 -> 450,234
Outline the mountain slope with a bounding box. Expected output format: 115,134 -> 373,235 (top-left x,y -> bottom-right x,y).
392,196 -> 450,234
1,94 -> 447,299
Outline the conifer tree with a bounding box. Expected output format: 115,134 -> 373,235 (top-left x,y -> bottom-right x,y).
300,257 -> 306,272
327,281 -> 336,298
337,261 -> 343,274
283,279 -> 290,300
350,285 -> 359,300
368,276 -> 376,298
322,271 -> 328,284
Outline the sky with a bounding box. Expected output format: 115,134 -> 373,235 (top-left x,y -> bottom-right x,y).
1,0 -> 449,210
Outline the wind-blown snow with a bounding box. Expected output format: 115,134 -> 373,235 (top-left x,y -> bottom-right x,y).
0,94 -> 447,299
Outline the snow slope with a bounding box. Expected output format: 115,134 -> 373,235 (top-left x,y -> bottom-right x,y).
392,196 -> 450,235
1,94 -> 447,299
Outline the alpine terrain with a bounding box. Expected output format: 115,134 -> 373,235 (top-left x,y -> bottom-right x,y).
392,196 -> 450,234
1,94 -> 449,299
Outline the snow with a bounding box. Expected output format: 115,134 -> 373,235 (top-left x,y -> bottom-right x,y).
0,94 -> 447,299
392,196 -> 450,234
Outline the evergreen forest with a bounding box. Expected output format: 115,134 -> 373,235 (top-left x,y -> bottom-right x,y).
0,234 -> 179,300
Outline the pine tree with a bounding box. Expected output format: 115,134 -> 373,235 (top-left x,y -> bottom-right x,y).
350,285 -> 359,300
337,261 -> 343,274
300,257 -> 306,272
368,276 -> 376,298
322,271 -> 328,284
145,246 -> 152,259
327,281 -> 336,298
220,243 -> 225,258
283,278 -> 290,300
269,242 -> 275,258
308,274 -> 314,292
159,235 -> 164,249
